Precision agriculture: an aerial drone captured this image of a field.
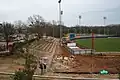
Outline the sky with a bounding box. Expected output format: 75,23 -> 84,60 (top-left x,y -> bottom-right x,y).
0,0 -> 120,26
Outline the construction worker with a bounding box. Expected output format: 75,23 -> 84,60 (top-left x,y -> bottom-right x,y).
39,57 -> 48,75
43,63 -> 47,73
39,59 -> 44,75
39,63 -> 44,75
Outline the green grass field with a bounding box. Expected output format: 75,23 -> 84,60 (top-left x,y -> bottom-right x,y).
76,38 -> 120,52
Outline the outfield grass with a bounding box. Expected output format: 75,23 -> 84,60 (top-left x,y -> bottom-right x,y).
76,38 -> 120,52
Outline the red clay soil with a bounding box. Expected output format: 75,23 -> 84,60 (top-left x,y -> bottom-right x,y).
57,46 -> 120,73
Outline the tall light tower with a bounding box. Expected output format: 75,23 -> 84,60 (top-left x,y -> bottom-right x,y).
103,17 -> 107,35
79,15 -> 81,34
58,0 -> 63,42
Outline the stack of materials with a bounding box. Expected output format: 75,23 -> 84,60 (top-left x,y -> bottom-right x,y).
67,42 -> 93,54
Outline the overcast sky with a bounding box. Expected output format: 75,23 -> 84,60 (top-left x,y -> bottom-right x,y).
0,0 -> 120,26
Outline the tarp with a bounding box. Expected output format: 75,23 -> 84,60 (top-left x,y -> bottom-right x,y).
67,43 -> 76,47
69,46 -> 79,49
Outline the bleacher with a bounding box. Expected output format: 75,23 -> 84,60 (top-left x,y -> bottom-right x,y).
29,38 -> 56,53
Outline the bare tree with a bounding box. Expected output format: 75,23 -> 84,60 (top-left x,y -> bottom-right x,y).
1,22 -> 15,50
27,15 -> 45,38
14,20 -> 27,34
52,20 -> 57,37
28,15 -> 44,26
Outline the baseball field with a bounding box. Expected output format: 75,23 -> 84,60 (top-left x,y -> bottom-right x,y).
76,38 -> 120,52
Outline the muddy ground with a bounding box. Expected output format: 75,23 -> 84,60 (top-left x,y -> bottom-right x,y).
52,45 -> 120,78
0,39 -> 120,79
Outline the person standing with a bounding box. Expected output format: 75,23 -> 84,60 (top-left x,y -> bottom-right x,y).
39,59 -> 44,75
39,57 -> 48,75
43,63 -> 47,73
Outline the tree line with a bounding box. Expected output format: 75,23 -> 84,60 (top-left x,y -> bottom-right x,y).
71,25 -> 120,35
0,14 -> 120,41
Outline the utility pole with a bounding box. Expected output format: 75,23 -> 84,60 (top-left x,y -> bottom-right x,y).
98,28 -> 101,35
58,0 -> 63,42
53,25 -> 54,38
79,15 -> 81,34
103,17 -> 107,35
52,20 -> 56,37
73,28 -> 77,33
68,29 -> 69,34
116,27 -> 118,36
107,27 -> 109,35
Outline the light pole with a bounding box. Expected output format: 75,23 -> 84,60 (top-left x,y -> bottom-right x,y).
103,17 -> 107,35
79,15 -> 81,34
98,27 -> 101,35
68,29 -> 70,34
73,28 -> 77,33
58,0 -> 63,42
52,20 -> 56,38
53,25 -> 54,38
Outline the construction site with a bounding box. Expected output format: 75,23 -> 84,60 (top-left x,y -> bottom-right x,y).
0,0 -> 120,79
0,34 -> 120,80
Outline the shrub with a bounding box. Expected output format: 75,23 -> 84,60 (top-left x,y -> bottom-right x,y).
11,48 -> 37,80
